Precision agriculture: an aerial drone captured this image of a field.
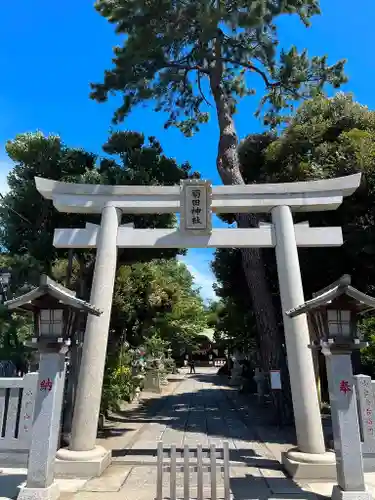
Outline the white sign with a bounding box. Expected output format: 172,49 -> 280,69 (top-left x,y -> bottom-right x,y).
180,180 -> 212,233
270,370 -> 282,390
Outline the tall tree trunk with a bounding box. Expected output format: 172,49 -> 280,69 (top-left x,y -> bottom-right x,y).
209,44 -> 293,420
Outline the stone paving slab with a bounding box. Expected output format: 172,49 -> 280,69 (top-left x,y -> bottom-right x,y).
112,370 -> 275,467
97,374 -> 186,456
81,465 -> 132,492
0,368 -> 347,500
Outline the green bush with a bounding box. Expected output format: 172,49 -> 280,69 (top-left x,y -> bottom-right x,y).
360,317 -> 375,377
163,358 -> 176,374
100,349 -> 139,415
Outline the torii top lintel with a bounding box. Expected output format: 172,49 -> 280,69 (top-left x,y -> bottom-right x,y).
34,174 -> 362,215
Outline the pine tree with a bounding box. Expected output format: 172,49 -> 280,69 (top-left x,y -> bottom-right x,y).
90,0 -> 347,412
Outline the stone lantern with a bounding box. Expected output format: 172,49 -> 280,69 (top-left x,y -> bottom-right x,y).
286,274 -> 375,500
5,274 -> 101,500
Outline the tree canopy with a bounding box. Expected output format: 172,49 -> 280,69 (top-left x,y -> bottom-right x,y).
0,130 -> 207,367
213,92 -> 375,364
112,258 -> 207,351
238,92 -> 375,297
211,248 -> 258,352
1,131 -> 198,269
91,0 -> 346,133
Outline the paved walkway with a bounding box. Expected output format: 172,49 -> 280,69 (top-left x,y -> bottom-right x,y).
109,369 -> 275,464
58,368 -> 321,500
5,367 -> 375,499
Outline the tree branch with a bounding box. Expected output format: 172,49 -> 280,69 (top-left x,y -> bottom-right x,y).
0,193 -> 32,225
165,62 -> 209,74
219,57 -> 276,88
218,57 -> 324,95
197,71 -> 211,107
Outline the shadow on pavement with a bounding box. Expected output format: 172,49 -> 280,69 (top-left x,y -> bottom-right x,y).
230,474 -> 328,500
102,369 -> 299,464
112,447 -> 283,471
187,372 -> 229,386
102,371 -> 327,498
107,387 -> 293,439
0,472 -> 27,500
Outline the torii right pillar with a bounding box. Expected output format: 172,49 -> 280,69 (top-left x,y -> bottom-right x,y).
272,205 -> 336,479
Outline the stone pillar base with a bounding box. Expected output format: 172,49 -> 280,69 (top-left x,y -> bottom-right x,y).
18,482 -> 60,500
55,445 -> 111,478
331,485 -> 373,500
364,456 -> 375,472
282,448 -> 336,480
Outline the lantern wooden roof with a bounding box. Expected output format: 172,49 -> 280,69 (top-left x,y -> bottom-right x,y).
286,275 -> 375,318
4,274 -> 102,316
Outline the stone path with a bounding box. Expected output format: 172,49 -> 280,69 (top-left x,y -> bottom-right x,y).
110,368 -> 275,465
58,368 -> 322,499
4,366 -> 366,499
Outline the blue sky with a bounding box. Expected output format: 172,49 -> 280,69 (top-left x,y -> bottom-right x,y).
0,0 -> 374,301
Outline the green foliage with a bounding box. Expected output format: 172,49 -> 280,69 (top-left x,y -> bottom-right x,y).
0,254 -> 40,369
163,357 -> 176,374
239,93 -> 375,298
92,0 -> 347,131
101,348 -> 138,414
213,93 -> 375,356
1,130 -> 206,413
1,131 -> 197,269
144,335 -> 169,359
211,248 -> 258,352
205,300 -> 224,329
2,132 -> 96,267
0,253 -> 43,296
112,258 -> 207,350
360,317 -> 375,376
212,93 -> 375,360
0,307 -> 33,369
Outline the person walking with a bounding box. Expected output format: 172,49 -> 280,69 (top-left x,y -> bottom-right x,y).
189,359 -> 196,374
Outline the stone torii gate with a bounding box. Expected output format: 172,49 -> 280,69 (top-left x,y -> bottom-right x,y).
35,174 -> 361,479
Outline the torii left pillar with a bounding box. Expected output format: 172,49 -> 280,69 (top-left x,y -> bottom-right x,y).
56,204 -> 121,477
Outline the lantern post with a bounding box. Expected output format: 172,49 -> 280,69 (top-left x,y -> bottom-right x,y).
286,275 -> 375,500
5,275 -> 102,500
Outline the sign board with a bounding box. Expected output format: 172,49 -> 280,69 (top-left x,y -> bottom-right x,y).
180,179 -> 212,234
270,370 -> 282,390
354,375 -> 375,445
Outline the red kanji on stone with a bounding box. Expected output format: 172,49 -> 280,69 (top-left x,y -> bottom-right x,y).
39,378 -> 53,392
339,380 -> 351,394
